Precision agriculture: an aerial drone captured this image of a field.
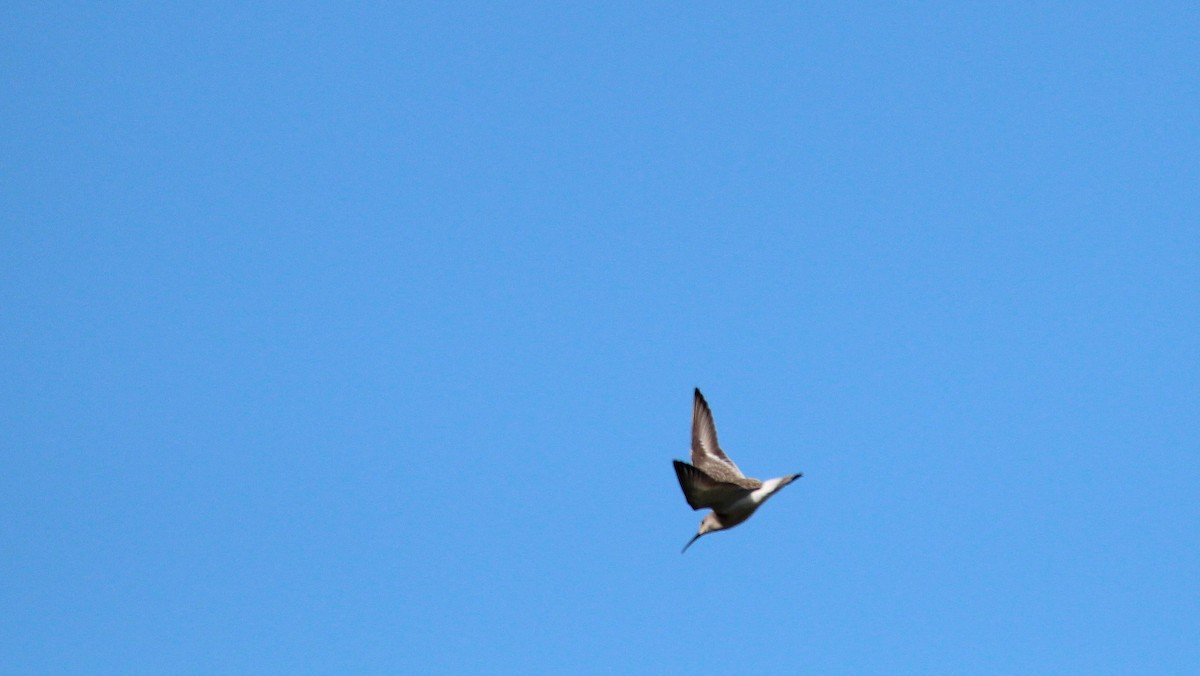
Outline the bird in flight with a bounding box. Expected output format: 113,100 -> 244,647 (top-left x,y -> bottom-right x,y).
673,388 -> 803,553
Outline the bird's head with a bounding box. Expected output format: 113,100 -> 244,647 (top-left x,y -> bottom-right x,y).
681,513 -> 723,553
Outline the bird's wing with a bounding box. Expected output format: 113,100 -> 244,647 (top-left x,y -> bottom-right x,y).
673,460 -> 752,511
691,388 -> 745,479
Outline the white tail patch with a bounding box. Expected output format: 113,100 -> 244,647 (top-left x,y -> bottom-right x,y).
750,476 -> 792,504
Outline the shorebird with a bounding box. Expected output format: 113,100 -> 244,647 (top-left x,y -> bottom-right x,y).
674,388 -> 803,553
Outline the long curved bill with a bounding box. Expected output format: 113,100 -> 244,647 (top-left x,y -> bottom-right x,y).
681,533 -> 702,553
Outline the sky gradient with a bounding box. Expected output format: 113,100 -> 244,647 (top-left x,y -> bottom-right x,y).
3,2 -> 1198,673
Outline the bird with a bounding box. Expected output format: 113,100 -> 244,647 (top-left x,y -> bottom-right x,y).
673,388 -> 803,553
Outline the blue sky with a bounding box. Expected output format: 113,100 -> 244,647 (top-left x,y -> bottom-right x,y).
3,2 -> 1198,673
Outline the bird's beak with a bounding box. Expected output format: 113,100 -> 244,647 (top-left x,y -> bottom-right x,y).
681,532 -> 702,554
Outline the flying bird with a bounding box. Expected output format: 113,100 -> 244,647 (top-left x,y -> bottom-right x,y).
674,388 -> 803,553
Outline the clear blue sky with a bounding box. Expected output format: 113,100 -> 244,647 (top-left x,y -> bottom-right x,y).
3,2 -> 1197,673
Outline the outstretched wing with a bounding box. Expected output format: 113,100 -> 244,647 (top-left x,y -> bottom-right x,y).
672,460 -> 752,511
691,388 -> 745,479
